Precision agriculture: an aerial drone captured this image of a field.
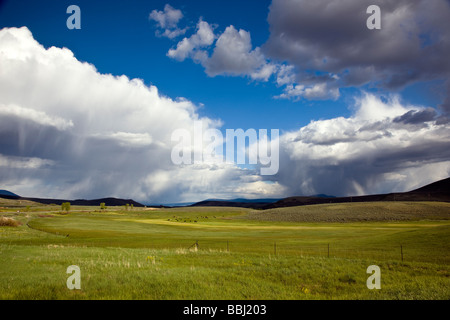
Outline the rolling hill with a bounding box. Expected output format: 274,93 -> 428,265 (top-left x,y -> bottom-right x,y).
190,198 -> 281,209
191,177 -> 450,209
0,190 -> 19,197
0,192 -> 144,207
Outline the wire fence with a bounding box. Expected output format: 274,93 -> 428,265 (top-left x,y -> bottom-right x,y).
179,239 -> 448,265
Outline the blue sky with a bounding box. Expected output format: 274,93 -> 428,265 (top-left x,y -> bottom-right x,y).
0,0 -> 354,131
0,0 -> 449,203
1,0 -> 443,130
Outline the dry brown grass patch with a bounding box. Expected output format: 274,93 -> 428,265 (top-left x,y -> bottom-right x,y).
0,216 -> 22,227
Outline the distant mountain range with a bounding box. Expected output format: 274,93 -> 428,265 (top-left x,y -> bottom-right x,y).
189,177 -> 450,209
189,198 -> 280,209
189,195 -> 336,208
0,190 -> 19,197
1,177 -> 448,209
150,198 -> 282,207
0,193 -> 144,207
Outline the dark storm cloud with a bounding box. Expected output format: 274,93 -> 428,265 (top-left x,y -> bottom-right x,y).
393,108 -> 437,125
273,93 -> 450,197
438,80 -> 450,115
0,114 -> 74,160
276,136 -> 450,197
264,0 -> 450,91
0,111 -> 173,200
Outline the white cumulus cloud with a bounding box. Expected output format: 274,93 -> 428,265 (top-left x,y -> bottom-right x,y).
0,26 -> 283,203
167,19 -> 215,62
149,4 -> 186,39
204,25 -> 276,81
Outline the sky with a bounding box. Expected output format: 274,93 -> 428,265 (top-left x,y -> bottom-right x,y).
0,0 -> 449,204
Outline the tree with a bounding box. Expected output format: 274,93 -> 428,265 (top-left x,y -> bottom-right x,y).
61,202 -> 71,212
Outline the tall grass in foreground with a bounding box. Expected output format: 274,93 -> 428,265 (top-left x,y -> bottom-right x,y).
0,244 -> 448,300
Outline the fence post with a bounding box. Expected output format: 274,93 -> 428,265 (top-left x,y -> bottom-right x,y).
188,240 -> 199,250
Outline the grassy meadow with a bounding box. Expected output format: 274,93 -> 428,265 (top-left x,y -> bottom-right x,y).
0,200 -> 449,299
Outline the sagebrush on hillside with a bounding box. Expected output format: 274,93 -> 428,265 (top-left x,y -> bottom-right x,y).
0,216 -> 21,227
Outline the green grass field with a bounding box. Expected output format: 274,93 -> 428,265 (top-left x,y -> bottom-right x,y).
0,201 -> 449,299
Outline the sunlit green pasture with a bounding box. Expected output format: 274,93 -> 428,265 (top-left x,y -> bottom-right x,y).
0,201 -> 449,299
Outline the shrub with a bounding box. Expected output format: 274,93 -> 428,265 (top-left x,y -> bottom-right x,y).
0,216 -> 21,227
61,202 -> 71,212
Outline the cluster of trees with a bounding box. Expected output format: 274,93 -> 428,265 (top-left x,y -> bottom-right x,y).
60,202 -> 134,212
61,202 -> 71,212
101,203 -> 134,211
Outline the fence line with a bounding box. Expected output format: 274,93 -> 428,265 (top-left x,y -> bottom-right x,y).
177,239 -> 446,264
